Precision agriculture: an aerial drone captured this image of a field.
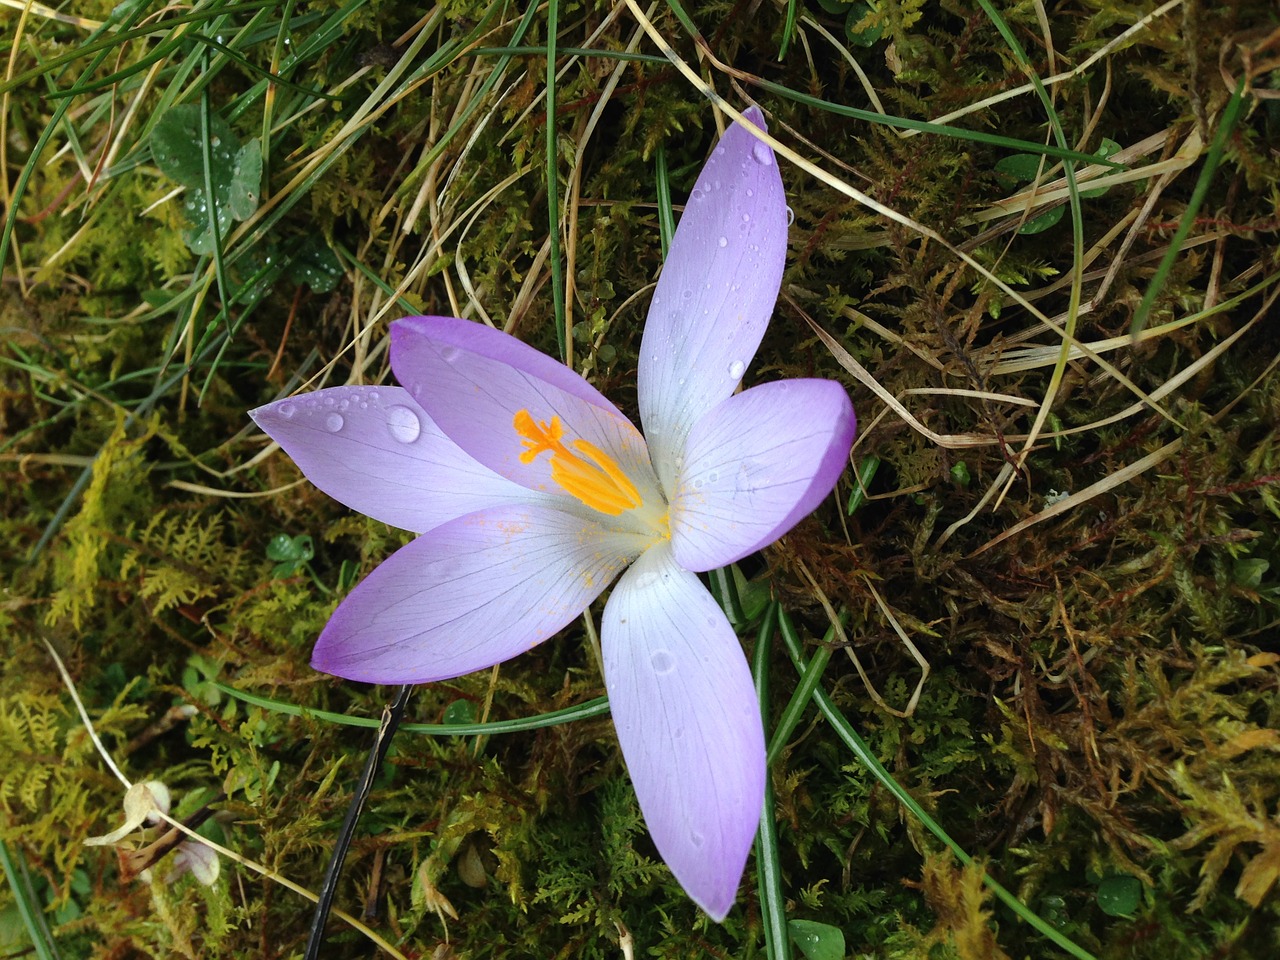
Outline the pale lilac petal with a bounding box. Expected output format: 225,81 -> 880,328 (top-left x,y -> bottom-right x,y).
313,504 -> 641,684
670,380 -> 855,572
390,317 -> 661,509
251,387 -> 543,534
601,544 -> 765,921
638,106 -> 788,495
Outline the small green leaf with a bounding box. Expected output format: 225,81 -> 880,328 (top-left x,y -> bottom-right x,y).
1096,874 -> 1142,917
267,534 -> 314,576
443,700 -> 478,725
151,104 -> 238,188
789,919 -> 846,960
1080,138 -> 1124,198
845,2 -> 884,46
228,139 -> 263,220
1233,558 -> 1269,589
181,187 -> 235,254
950,461 -> 971,487
994,153 -> 1045,183
287,238 -> 344,293
1019,205 -> 1065,234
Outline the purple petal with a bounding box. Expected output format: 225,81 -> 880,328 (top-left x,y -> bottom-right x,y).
251,386 -> 542,534
670,380 -> 855,572
638,106 -> 787,495
601,544 -> 765,921
390,317 -> 661,508
313,504 -> 638,684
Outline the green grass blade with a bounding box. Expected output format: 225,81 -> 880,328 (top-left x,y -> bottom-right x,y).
767,609 -> 836,766
1131,77 -> 1248,336
214,681 -> 610,735
546,0 -> 566,361
654,143 -> 675,257
0,839 -> 61,960
753,603 -> 792,960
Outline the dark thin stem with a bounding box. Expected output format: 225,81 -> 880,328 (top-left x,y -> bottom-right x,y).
303,684 -> 413,959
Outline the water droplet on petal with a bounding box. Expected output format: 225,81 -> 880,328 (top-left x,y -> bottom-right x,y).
690,830 -> 705,848
635,571 -> 660,590
324,413 -> 344,433
741,213 -> 751,223
727,360 -> 745,379
717,236 -> 728,247
440,345 -> 461,362
650,649 -> 676,674
752,141 -> 773,165
278,402 -> 296,419
746,188 -> 755,197
386,405 -> 421,443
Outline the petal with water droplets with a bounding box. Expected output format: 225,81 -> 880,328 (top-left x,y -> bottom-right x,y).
252,386 -> 541,534
638,106 -> 787,496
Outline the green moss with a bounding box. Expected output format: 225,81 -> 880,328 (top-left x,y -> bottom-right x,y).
5,0 -> 1280,956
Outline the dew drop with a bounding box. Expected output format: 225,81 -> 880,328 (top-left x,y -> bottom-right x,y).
786,206 -> 795,226
752,141 -> 773,166
717,236 -> 728,248
741,213 -> 751,223
707,470 -> 720,483
650,649 -> 676,675
745,188 -> 755,198
324,413 -> 344,433
440,345 -> 461,362
386,405 -> 421,443
369,388 -> 380,400
727,359 -> 745,379
681,288 -> 693,300
278,402 -> 296,419
635,571 -> 660,590
690,830 -> 705,848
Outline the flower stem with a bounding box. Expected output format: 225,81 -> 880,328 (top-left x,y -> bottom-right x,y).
303,684 -> 414,960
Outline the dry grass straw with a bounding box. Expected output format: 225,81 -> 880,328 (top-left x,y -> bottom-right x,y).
621,0 -> 1276,560
43,639 -> 410,960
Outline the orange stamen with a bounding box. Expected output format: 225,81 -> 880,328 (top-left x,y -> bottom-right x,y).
514,409 -> 643,516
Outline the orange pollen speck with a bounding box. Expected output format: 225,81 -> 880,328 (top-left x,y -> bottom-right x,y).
513,409 -> 643,516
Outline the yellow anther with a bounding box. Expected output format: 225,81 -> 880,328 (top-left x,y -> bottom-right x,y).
513,409 -> 643,516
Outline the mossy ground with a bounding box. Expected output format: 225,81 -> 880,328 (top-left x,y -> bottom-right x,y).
3,1 -> 1279,957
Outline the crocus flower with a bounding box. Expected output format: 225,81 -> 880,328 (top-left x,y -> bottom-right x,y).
251,107 -> 855,920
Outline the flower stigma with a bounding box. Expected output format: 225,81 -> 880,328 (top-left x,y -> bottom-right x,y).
514,409 -> 644,517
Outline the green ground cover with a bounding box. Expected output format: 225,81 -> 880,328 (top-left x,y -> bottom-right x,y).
3,0 -> 1279,957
